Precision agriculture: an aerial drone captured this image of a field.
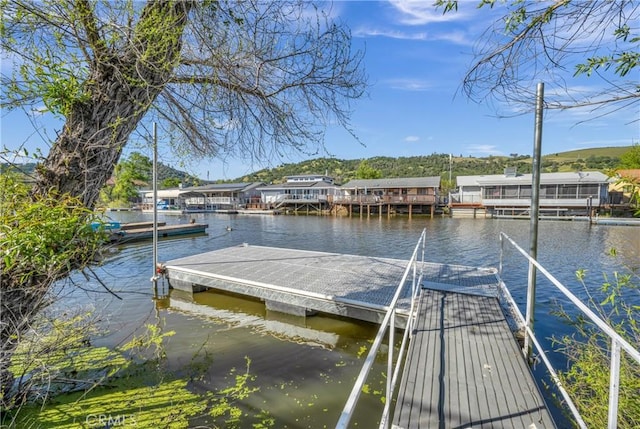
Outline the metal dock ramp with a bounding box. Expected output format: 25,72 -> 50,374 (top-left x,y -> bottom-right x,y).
392,288 -> 554,428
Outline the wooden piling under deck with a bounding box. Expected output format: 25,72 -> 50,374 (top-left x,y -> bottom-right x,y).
163,244 -> 555,427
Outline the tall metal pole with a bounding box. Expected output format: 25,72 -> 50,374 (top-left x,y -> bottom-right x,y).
152,122 -> 158,289
524,83 -> 544,356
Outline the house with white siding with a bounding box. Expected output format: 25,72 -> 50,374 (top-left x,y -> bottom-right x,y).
256,175 -> 343,212
450,170 -> 610,217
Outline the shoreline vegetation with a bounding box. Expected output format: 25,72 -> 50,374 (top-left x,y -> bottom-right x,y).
6,316 -> 270,429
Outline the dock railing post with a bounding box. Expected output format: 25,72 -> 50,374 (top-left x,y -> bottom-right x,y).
499,234 -> 504,279
608,340 -> 621,429
151,122 -> 159,292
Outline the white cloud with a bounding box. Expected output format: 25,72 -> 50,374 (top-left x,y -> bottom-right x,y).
404,135 -> 420,142
353,27 -> 428,40
466,144 -> 503,156
386,78 -> 433,91
353,26 -> 473,46
387,0 -> 468,25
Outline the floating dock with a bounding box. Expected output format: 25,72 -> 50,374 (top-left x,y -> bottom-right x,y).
164,244 -> 416,325
162,244 -> 554,427
110,222 -> 207,243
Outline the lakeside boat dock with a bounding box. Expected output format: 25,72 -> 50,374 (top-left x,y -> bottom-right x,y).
109,221 -> 208,243
163,244 -> 555,427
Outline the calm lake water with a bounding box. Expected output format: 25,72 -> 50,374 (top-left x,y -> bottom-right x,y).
58,212 -> 639,428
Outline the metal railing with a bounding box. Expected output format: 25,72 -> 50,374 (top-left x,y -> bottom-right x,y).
499,232 -> 640,429
336,228 -> 427,429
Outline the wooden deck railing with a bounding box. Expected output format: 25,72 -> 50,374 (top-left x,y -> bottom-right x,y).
332,195 -> 436,204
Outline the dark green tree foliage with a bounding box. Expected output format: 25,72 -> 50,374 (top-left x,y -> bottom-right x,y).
619,144 -> 640,169
236,149 -> 630,185
100,152 -> 152,205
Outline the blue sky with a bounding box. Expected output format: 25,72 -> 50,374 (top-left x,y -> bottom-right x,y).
2,1 -> 638,181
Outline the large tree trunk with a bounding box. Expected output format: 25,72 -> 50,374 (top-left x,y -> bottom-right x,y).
2,1 -> 192,410
33,0 -> 192,208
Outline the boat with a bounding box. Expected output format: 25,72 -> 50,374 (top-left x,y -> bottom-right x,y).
236,209 -> 281,215
109,222 -> 208,244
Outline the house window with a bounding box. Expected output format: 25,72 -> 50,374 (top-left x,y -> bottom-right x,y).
559,184 -> 578,198
519,185 -> 532,199
501,186 -> 518,198
540,185 -> 556,199
483,186 -> 500,198
578,184 -> 599,198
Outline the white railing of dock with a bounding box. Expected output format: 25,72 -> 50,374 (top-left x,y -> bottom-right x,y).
499,232 -> 640,429
335,228 -> 427,429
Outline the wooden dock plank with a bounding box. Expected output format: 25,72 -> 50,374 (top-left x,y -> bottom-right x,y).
393,289 -> 555,429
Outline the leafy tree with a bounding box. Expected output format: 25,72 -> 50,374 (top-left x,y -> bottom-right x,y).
100,152 -> 152,206
610,145 -> 640,215
619,144 -> 640,169
436,1 -> 639,118
161,177 -> 182,189
0,173 -> 104,409
355,160 -> 382,179
0,0 -> 365,410
1,0 -> 366,208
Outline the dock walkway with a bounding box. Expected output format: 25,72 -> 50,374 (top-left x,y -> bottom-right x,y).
163,245 -> 555,427
392,288 -> 555,428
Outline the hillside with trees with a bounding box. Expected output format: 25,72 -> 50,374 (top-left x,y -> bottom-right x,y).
232,146 -> 632,185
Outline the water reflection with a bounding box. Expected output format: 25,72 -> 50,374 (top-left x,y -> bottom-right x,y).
169,288 -> 366,350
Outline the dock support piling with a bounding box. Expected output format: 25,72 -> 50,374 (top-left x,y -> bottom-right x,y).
524,82 -> 544,358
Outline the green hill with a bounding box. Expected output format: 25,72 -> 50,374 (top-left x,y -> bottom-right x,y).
231,146 -> 632,185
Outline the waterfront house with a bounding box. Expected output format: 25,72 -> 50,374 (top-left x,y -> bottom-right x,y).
607,169 -> 640,216
256,174 -> 342,213
338,177 -> 441,217
450,170 -> 610,218
142,182 -> 264,213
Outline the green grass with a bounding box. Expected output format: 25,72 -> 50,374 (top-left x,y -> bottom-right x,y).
543,146 -> 632,161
